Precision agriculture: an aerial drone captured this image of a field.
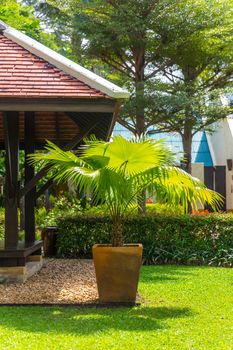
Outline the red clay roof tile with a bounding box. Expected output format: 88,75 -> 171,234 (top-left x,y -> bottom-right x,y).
0,35 -> 107,99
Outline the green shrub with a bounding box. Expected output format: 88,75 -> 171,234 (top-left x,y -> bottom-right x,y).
35,201 -> 183,229
145,203 -> 183,215
80,203 -> 183,217
56,213 -> 233,266
35,196 -> 84,229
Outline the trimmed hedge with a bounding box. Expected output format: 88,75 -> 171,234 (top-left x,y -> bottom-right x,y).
56,214 -> 233,266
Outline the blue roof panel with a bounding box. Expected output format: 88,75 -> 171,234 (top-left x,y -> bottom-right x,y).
195,131 -> 213,166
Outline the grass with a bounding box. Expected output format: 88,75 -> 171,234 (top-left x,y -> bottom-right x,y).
0,265 -> 232,349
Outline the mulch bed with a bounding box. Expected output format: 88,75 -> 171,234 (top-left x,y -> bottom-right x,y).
0,259 -> 99,305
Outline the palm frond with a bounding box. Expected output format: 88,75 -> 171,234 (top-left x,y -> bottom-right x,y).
29,137 -> 222,217
144,166 -> 223,211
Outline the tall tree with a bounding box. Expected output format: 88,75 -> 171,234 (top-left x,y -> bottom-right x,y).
148,78 -> 233,174
46,0 -> 233,143
147,13 -> 233,173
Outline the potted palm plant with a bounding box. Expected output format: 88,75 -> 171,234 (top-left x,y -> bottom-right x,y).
30,136 -> 221,304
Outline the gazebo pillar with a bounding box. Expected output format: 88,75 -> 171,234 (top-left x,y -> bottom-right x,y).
4,112 -> 19,249
24,112 -> 36,245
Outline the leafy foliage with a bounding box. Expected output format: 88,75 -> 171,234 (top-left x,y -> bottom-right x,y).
35,195 -> 84,229
0,0 -> 41,35
56,213 -> 233,267
0,0 -> 61,50
85,203 -> 184,217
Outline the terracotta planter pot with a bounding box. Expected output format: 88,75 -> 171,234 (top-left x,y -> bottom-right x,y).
92,244 -> 143,304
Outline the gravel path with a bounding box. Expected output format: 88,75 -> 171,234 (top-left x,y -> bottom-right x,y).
0,259 -> 98,305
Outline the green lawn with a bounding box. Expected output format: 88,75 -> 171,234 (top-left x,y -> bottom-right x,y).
0,265 -> 232,350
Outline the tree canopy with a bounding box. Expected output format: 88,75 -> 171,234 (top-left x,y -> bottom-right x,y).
45,1 -> 233,126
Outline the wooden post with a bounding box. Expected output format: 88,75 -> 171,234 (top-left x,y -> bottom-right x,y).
4,112 -> 19,249
24,112 -> 36,245
215,166 -> 226,211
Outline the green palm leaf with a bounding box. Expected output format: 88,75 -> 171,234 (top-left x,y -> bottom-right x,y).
29,136 -> 223,246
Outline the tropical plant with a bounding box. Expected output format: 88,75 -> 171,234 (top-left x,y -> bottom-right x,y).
29,136 -> 222,246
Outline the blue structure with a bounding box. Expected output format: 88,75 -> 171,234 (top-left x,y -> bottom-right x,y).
195,132 -> 213,166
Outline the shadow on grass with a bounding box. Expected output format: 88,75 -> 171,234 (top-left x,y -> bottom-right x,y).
0,305 -> 193,335
140,265 -> 196,283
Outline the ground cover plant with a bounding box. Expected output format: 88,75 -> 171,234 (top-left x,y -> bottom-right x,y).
0,265 -> 232,350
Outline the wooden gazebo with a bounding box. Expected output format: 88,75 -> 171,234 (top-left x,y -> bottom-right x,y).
0,20 -> 129,282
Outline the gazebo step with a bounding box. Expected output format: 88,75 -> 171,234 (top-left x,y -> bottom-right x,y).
0,260 -> 43,284
0,240 -> 42,258
0,241 -> 43,268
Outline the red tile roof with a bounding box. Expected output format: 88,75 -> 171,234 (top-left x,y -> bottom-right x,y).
0,35 -> 106,99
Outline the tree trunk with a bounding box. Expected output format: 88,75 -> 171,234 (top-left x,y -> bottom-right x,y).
135,76 -> 147,214
111,217 -> 123,247
135,79 -> 145,137
182,127 -> 192,174
182,127 -> 193,213
182,68 -> 196,175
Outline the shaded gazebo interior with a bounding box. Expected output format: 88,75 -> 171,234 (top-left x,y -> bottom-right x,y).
0,107 -> 115,270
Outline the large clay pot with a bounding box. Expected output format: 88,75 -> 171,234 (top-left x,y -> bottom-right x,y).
92,244 -> 143,304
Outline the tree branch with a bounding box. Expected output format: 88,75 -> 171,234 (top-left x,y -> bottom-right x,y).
117,117 -> 136,134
